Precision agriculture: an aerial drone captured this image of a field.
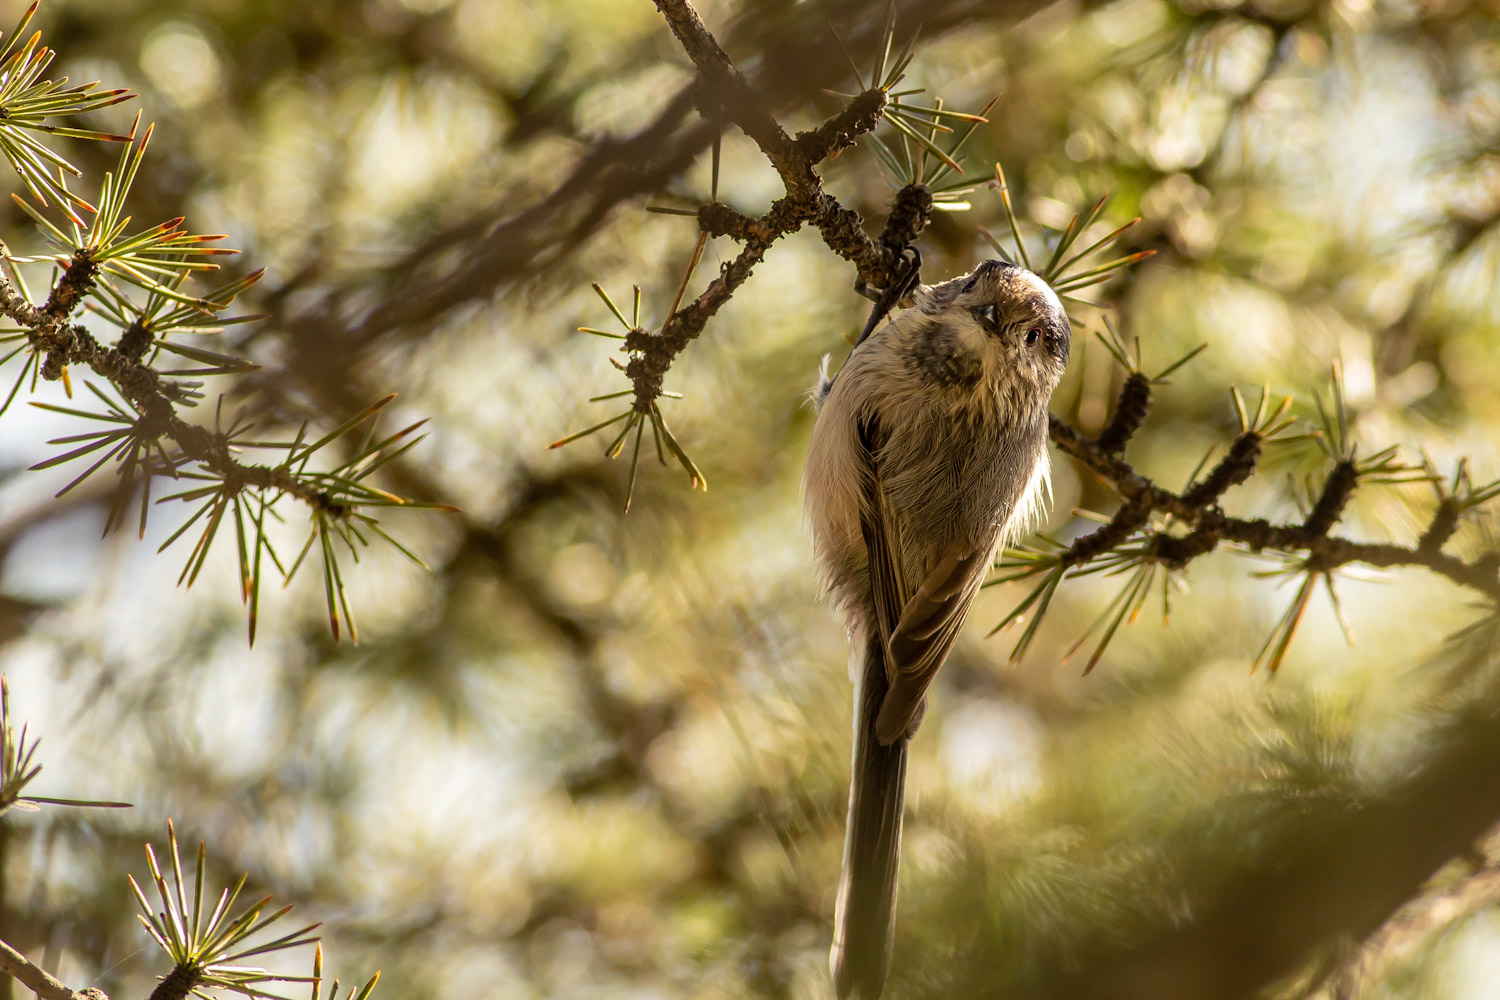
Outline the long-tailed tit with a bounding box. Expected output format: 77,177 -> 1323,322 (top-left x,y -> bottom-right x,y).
803,259 -> 1071,999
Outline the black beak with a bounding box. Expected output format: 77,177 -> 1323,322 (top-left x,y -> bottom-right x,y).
855,247 -> 922,347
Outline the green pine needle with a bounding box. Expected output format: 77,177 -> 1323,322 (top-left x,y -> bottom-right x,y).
130,821 -> 321,1000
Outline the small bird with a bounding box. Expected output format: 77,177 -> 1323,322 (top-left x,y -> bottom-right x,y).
803,259 -> 1071,999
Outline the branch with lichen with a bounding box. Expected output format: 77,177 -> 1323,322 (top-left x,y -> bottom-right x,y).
0,259 -> 326,504
1045,416 -> 1500,602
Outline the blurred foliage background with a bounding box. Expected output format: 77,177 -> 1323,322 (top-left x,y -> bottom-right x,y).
1,0 -> 1499,998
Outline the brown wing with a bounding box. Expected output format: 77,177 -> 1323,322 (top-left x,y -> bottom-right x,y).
857,417 -> 992,746
875,544 -> 989,744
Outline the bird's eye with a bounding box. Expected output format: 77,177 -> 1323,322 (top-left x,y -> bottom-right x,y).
1025,328 -> 1041,346
972,304 -> 999,333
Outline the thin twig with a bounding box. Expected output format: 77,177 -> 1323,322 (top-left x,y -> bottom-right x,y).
0,937 -> 96,1000
651,0 -> 815,191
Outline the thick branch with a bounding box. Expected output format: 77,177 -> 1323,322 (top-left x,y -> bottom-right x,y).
796,88 -> 889,164
1317,820 -> 1500,998
1059,498 -> 1151,568
318,0 -> 1069,353
1032,707 -> 1500,1000
812,192 -> 899,286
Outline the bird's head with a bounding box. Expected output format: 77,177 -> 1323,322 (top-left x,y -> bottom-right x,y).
914,259 -> 1071,399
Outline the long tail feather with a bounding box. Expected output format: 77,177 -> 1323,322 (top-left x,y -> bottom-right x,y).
831,629 -> 908,1000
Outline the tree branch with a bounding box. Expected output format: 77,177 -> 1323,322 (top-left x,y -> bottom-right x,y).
1316,820 -> 1500,998
1047,415 -> 1500,601
0,937 -> 100,1000
622,0 -> 936,418
1028,706 -> 1500,1000
651,0 -> 812,191
327,0 -> 1036,351
0,261 -> 339,512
